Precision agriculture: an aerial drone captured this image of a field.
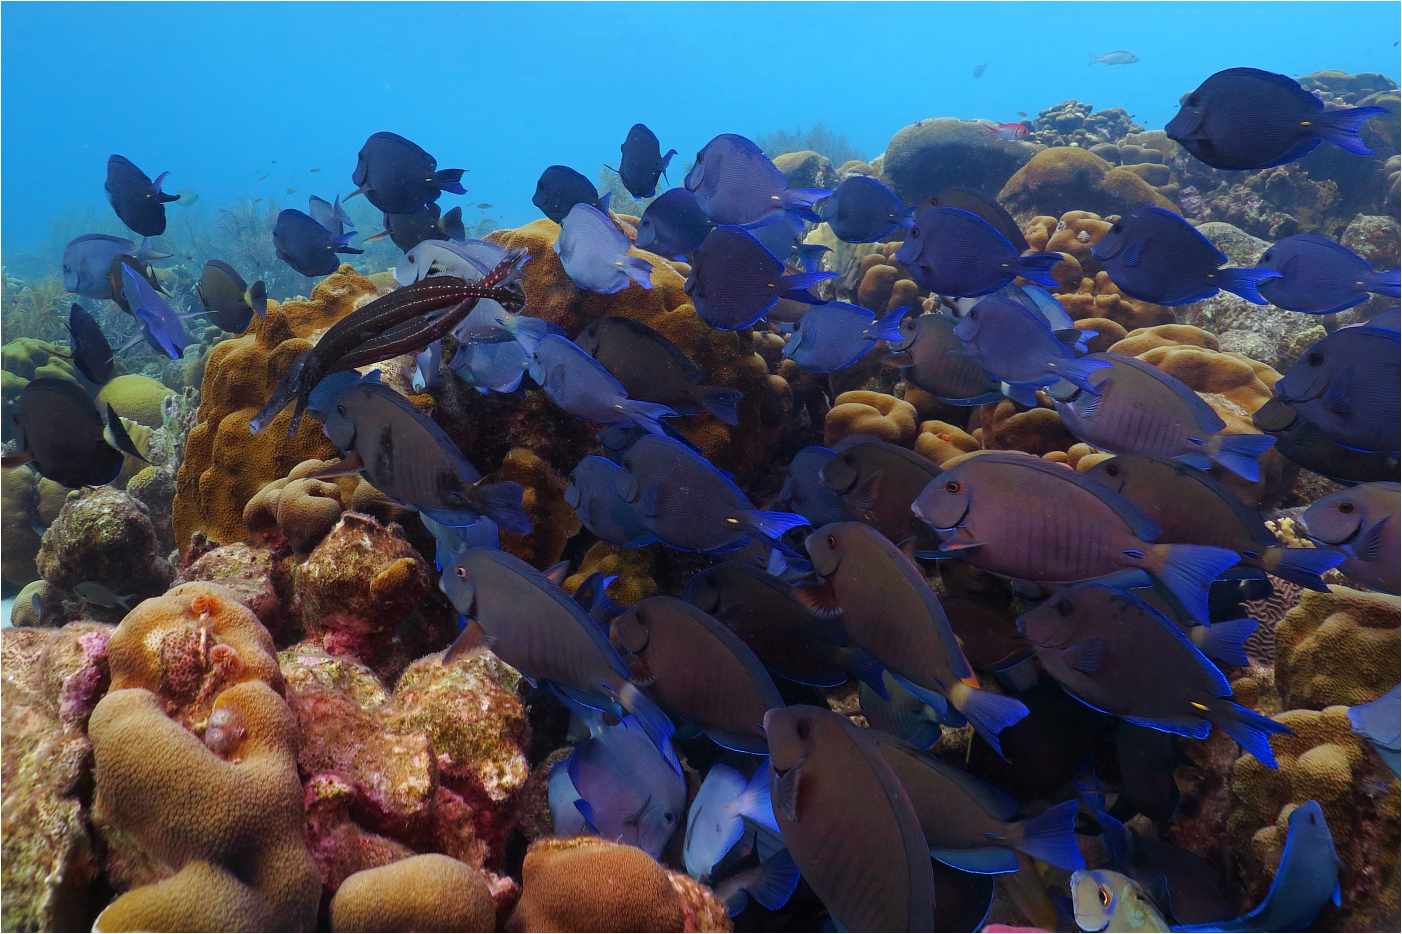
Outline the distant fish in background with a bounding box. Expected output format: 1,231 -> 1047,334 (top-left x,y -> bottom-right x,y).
174,190 -> 199,206
62,234 -> 169,299
1090,50 -> 1140,65
1166,67 -> 1386,170
610,122 -> 676,199
105,154 -> 178,236
273,208 -> 363,276
556,203 -> 654,293
635,187 -> 714,258
983,121 -> 1031,141
349,130 -> 465,213
972,62 -> 988,78
65,304 -> 115,383
532,165 -> 603,223
1256,233 -> 1400,314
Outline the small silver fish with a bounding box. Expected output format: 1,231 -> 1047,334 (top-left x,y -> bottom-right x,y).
73,581 -> 135,612
1091,50 -> 1139,65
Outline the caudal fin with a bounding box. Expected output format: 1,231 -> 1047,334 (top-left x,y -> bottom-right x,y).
1204,432 -> 1275,481
780,269 -> 836,303
695,385 -> 742,425
1208,700 -> 1291,769
435,168 -> 468,195
1143,544 -> 1239,623
621,256 -> 654,290
864,305 -> 912,343
1014,252 -> 1064,289
617,398 -> 677,436
796,243 -> 831,274
1316,106 -> 1387,156
737,509 -> 810,541
1369,267 -> 1401,299
748,848 -> 801,912
1215,266 -> 1281,304
248,351 -> 310,436
616,681 -> 680,774
1263,545 -> 1345,591
1013,800 -> 1086,870
472,480 -> 532,534
947,681 -> 1029,758
1192,617 -> 1259,667
781,187 -> 833,223
1046,354 -> 1114,394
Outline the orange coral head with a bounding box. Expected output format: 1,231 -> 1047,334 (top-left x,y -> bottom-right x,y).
190,593 -> 221,618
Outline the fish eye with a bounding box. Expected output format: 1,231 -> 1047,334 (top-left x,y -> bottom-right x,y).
454,567 -> 467,579
945,480 -> 961,494
910,226 -> 920,238
1307,352 -> 1324,366
1099,885 -> 1113,908
664,811 -> 676,822
335,403 -> 346,415
1339,501 -> 1355,514
825,534 -> 837,549
1244,549 -> 1260,559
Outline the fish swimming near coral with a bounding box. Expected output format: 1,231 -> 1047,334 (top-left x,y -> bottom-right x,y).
556,203 -> 654,293
777,445 -> 854,529
711,836 -> 800,918
349,130 -> 465,213
954,295 -> 1110,404
62,234 -> 168,299
1348,685 -> 1400,775
1300,481 -> 1400,593
635,187 -> 714,258
1252,397 -> 1402,484
1271,320 -> 1400,455
895,206 -> 1062,297
913,452 -> 1240,623
1017,582 -> 1289,764
685,225 -> 834,330
1053,352 -> 1277,482
1092,207 -> 1281,305
73,581 -> 136,612
532,164 -> 603,223
685,133 -> 830,226
1,377 -> 126,487
885,310 -> 1002,405
983,121 -> 1031,141
927,187 -> 1030,253
762,704 -> 935,931
817,175 -> 912,244
1257,233 -> 1401,314
195,260 -> 265,332
527,333 -> 677,434
121,264 -> 192,359
783,301 -> 909,374
105,154 -> 178,236
106,253 -> 165,316
1166,67 -> 1386,170
273,208 -> 364,276
610,122 -> 676,199
66,304 -> 115,383
308,194 -> 355,238
818,436 -> 943,548
684,762 -> 780,879
395,238 -> 513,285
449,335 -> 530,395
566,455 -> 657,548
574,316 -> 741,425
369,203 -> 457,253
314,372 -> 530,532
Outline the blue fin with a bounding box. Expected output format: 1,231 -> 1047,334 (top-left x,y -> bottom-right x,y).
1208,700 -> 1291,769
616,681 -> 681,774
796,243 -> 831,274
1348,685 -> 1400,750
737,509 -> 810,541
1120,713 -> 1212,739
573,797 -> 600,834
1315,105 -> 1387,156
749,848 -> 801,911
617,398 -> 678,436
845,648 -> 889,698
1267,546 -> 1345,591
929,846 -> 1020,875
1215,266 -> 1281,305
949,683 -> 1030,758
704,728 -> 769,756
1194,617 -> 1258,667
1207,432 -> 1275,482
621,256 -> 655,289
1002,382 -> 1042,407
1173,451 -> 1214,471
739,763 -> 780,834
1046,354 -> 1114,393
473,480 -> 531,534
1014,252 -> 1064,289
699,387 -> 743,426
1353,518 -> 1388,562
1369,267 -> 1401,298
781,270 -> 836,297
434,168 -> 467,194
865,305 -> 912,343
1147,544 -> 1240,624
1063,639 -> 1106,674
781,187 -> 834,223
1014,800 -> 1086,870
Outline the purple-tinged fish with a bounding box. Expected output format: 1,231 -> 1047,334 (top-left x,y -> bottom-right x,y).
635,187 -> 713,258
685,226 -> 834,330
818,175 -> 911,244
1301,482 -> 1399,594
121,264 -> 192,359
895,206 -> 1061,297
273,208 -> 363,277
783,302 -> 909,374
527,334 -> 676,434
954,295 -> 1110,404
1272,321 -> 1400,455
684,133 -> 830,226
1258,233 -> 1400,315
63,234 -> 168,299
557,203 -> 653,293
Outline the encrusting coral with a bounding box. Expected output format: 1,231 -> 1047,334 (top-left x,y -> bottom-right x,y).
1275,587 -> 1401,710
329,854 -> 497,932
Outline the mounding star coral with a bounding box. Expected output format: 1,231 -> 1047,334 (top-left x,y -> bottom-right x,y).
329,854 -> 497,933
1275,586 -> 1401,710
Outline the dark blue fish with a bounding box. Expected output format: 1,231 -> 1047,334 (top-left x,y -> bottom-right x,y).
1252,397 -> 1401,484
684,133 -> 830,225
557,203 -> 653,293
1167,67 -> 1387,170
411,340 -> 444,393
548,715 -> 684,858
684,762 -> 779,880
532,165 -> 601,222
635,187 -> 713,258
1273,321 -> 1400,454
449,336 -> 529,395
782,302 -> 908,373
120,264 -> 192,359
685,226 -> 833,330
527,334 -> 677,434
954,295 -> 1111,403
618,433 -> 808,553
928,187 -> 1029,254
566,455 -> 657,547
308,194 -> 355,239
742,212 -> 806,264
1092,207 -> 1281,306
62,234 -> 167,299
66,305 -> 114,384
612,123 -> 676,199
895,206 -> 1062,297
440,205 -> 466,242
1257,233 -> 1400,314
818,175 -> 912,243
273,209 -> 364,276
105,154 -> 177,236
1348,685 -> 1400,776
778,445 -> 853,528
349,130 -> 465,213
1174,801 -> 1340,933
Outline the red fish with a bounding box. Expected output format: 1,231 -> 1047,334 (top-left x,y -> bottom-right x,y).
983,121 -> 1031,141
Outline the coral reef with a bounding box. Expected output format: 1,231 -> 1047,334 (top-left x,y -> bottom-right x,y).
176,542 -> 293,640
1,465 -> 67,588
881,117 -> 1036,201
1027,101 -> 1142,149
773,150 -> 839,190
999,146 -> 1177,219
36,486 -> 174,616
823,390 -> 918,446
329,855 -> 497,932
97,373 -> 173,429
1275,587 -> 1401,710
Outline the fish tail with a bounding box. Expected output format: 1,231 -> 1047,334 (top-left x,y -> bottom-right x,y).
1202,431 -> 1275,481
503,314 -> 549,355
1214,266 -> 1281,304
1314,106 -> 1387,156
621,256 -> 654,290
1205,699 -> 1291,769
795,243 -> 831,274
248,281 -> 268,317
434,168 -> 468,195
1013,800 -> 1086,870
471,480 -> 532,534
865,305 -> 912,344
946,680 -> 1029,758
736,509 -> 810,542
134,238 -> 173,263
1191,617 -> 1259,667
1261,545 -> 1345,591
1141,544 -> 1239,624
739,762 -> 780,834
694,385 -> 743,426
153,171 -> 180,203
1014,252 -> 1064,289
1369,267 -> 1401,298
1045,354 -> 1113,393
748,847 -> 801,913
780,270 -> 837,304
615,680 -> 681,775
334,231 -> 364,256
616,398 -> 678,436
781,187 -> 833,223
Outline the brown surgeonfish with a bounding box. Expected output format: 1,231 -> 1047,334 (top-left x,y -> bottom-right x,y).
763,705 -> 934,932
818,437 -> 942,548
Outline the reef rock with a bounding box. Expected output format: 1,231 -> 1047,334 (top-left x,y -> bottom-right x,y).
36,486 -> 174,616
882,117 -> 1036,202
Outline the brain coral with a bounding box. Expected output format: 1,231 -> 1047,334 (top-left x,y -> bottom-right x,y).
824,390 -> 918,446
998,146 -> 1177,219
330,854 -> 497,932
172,266 -> 376,553
1275,587 -> 1401,710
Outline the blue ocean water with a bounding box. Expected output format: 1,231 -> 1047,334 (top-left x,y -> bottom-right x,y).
2,1 -> 1397,271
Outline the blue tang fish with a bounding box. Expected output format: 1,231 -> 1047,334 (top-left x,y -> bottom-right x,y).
1273,321 -> 1400,455
954,295 -> 1111,404
308,193 -> 355,239
818,175 -> 912,243
1091,207 -> 1281,306
105,154 -> 177,236
1301,481 -> 1399,594
1348,685 -> 1400,776
527,334 -> 677,435
566,455 -> 657,548
895,206 -> 1062,297
1166,67 -> 1387,170
712,838 -> 801,918
349,130 -> 465,214
782,302 -> 909,373
273,208 -> 363,277
62,234 -> 168,299
450,335 -> 529,395
532,165 -> 602,223
1258,233 -> 1401,315
635,187 -> 713,259
120,265 -> 192,360
684,132 -> 830,226
778,445 -> 853,528
396,238 -> 511,286
686,226 -> 834,330
684,762 -> 780,880
557,202 -> 653,294
611,123 -> 676,199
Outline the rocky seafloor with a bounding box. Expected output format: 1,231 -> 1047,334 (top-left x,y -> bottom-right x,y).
2,72 -> 1400,933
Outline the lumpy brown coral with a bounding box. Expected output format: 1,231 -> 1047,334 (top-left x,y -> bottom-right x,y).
824,390 -> 918,446
1275,587 -> 1401,710
998,146 -> 1177,219
329,854 -> 497,932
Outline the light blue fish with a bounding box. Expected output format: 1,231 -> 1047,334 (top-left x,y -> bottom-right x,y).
782,302 -> 909,373
528,334 -> 677,435
566,455 -> 657,548
450,336 -> 529,395
712,836 -> 801,918
1349,684 -> 1400,775
411,340 -> 444,392
396,238 -> 513,286
684,761 -> 781,880
120,265 -> 192,359
557,202 -> 653,294
308,194 -> 355,238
